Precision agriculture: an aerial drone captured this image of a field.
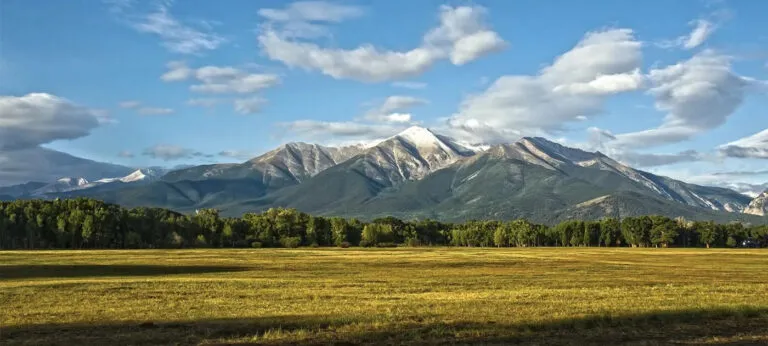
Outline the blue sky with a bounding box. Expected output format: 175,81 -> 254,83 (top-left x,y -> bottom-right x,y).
1,0 -> 767,190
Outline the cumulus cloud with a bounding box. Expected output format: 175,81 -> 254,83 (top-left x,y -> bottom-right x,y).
423,5 -> 507,65
127,2 -> 225,54
610,51 -> 751,148
553,69 -> 644,95
257,5 -> 506,82
446,28 -> 643,144
142,144 -> 207,161
719,129 -> 768,159
0,93 -> 108,150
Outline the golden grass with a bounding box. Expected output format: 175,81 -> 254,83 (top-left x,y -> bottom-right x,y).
1,248 -> 767,345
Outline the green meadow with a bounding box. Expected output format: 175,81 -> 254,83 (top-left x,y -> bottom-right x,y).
2,248 -> 767,345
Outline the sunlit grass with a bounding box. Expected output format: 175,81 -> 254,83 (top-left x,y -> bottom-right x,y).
1,248 -> 767,345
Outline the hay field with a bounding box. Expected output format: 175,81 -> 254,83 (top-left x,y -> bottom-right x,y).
1,248 -> 767,345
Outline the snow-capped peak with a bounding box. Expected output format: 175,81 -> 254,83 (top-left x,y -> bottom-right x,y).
395,126 -> 440,146
121,169 -> 149,183
388,126 -> 475,156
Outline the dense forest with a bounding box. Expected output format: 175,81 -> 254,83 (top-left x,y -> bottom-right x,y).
1,198 -> 767,249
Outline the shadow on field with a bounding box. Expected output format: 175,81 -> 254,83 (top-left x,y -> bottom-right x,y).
1,307 -> 767,345
0,265 -> 248,280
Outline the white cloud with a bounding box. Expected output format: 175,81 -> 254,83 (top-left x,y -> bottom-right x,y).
0,93 -> 106,150
657,9 -> 733,51
118,100 -> 142,109
446,28 -> 643,144
684,19 -> 716,49
362,95 -> 427,123
162,62 -> 279,114
391,81 -> 427,89
162,62 -> 280,94
258,5 -> 506,82
553,69 -> 644,95
161,61 -> 193,81
190,73 -> 280,94
258,1 -> 364,39
279,120 -> 407,144
381,113 -> 412,123
130,2 -> 225,54
233,97 -> 266,114
719,129 -> 768,159
280,95 -> 425,143
137,107 -> 174,115
142,144 -> 206,161
258,32 -> 436,83
611,51 -> 750,147
423,5 -> 507,65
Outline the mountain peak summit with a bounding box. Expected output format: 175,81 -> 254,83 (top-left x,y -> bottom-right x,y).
395,126 -> 438,144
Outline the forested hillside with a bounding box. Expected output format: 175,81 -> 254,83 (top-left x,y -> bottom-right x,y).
1,198 -> 766,250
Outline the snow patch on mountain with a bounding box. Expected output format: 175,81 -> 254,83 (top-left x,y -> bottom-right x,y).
30,169 -> 163,196
34,177 -> 91,194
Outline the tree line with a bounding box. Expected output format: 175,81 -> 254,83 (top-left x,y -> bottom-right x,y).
1,198 -> 766,249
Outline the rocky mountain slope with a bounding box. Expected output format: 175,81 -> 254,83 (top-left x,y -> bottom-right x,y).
10,127 -> 764,224
744,190 -> 768,216
234,136 -> 755,223
163,142 -> 364,189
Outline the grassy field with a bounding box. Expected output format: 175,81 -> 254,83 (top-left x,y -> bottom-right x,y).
1,248 -> 768,345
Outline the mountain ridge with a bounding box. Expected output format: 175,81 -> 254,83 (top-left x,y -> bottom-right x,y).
4,127 -> 763,225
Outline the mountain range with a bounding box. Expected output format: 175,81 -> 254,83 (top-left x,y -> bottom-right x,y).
2,127 -> 766,225
0,147 -> 135,187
